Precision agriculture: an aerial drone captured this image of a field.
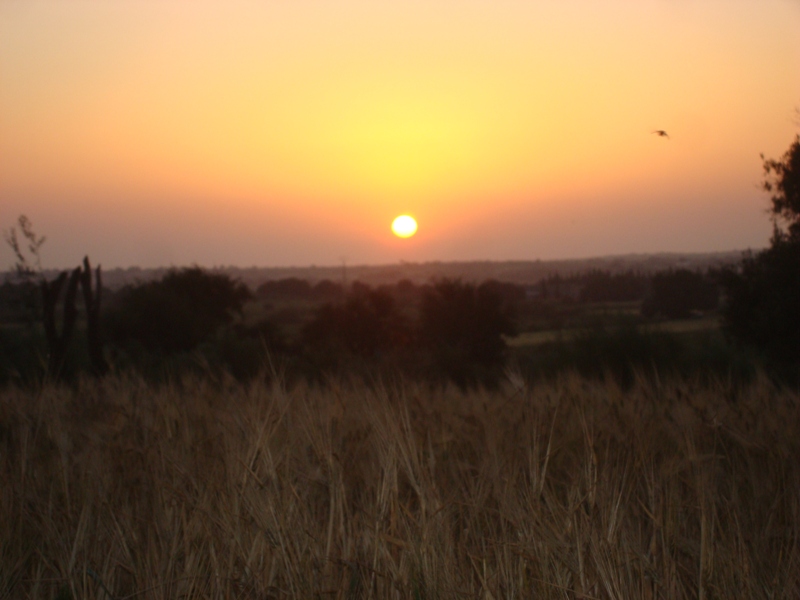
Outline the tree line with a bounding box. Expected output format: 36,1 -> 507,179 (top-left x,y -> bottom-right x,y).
2,134 -> 799,385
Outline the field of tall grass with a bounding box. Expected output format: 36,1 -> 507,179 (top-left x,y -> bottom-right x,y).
2,371 -> 798,599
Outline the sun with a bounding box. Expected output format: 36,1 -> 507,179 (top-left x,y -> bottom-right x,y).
391,215 -> 418,238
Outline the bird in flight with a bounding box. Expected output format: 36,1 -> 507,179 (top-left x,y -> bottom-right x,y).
652,130 -> 670,139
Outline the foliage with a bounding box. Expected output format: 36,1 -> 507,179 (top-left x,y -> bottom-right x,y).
516,322 -> 756,387
0,280 -> 41,326
302,284 -> 411,359
721,240 -> 800,375
0,325 -> 47,384
536,270 -> 651,303
257,278 -> 346,301
257,277 -> 313,299
578,269 -> 647,303
641,269 -> 718,319
476,278 -> 527,305
722,136 -> 800,378
299,279 -> 519,386
104,267 -> 252,355
761,134 -> 800,242
419,279 -> 516,386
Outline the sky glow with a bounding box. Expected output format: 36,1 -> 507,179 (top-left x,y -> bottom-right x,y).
1,0 -> 799,268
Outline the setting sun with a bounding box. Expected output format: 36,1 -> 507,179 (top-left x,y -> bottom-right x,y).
391,215 -> 418,238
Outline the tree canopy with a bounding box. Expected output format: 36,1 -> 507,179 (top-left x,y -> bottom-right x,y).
762,135 -> 800,242
722,135 -> 800,377
641,269 -> 718,319
419,279 -> 516,386
105,268 -> 252,354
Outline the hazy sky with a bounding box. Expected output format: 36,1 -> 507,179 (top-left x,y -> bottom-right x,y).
2,0 -> 799,269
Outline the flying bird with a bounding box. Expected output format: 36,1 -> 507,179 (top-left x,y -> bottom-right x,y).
652,130 -> 670,139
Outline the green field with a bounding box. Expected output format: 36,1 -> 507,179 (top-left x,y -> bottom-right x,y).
508,315 -> 721,347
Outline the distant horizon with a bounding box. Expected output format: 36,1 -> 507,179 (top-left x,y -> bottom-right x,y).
5,246 -> 754,272
105,246 -> 752,271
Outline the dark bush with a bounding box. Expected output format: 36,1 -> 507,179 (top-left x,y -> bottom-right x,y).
313,279 -> 344,300
478,279 -> 526,305
0,326 -> 47,384
302,284 -> 411,360
0,281 -> 41,325
579,270 -> 647,303
514,322 -> 756,388
256,278 -> 313,299
419,279 -> 516,386
721,240 -> 800,375
104,267 -> 252,355
198,319 -> 287,381
641,269 -> 718,319
720,135 -> 800,381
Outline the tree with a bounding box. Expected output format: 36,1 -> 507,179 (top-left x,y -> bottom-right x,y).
721,243 -> 798,364
641,269 -> 718,319
579,270 -> 647,303
419,279 -> 516,387
721,136 -> 800,376
302,284 -> 411,359
761,135 -> 800,242
105,268 -> 252,355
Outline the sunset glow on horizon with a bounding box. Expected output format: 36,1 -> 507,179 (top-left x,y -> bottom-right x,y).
1,1 -> 799,269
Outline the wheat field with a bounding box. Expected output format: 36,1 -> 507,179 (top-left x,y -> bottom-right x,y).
1,371 -> 798,599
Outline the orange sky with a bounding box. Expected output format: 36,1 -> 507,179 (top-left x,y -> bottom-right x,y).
1,0 -> 799,269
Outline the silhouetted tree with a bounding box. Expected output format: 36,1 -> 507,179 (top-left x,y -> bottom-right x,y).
721,136 -> 800,375
721,243 -> 799,364
478,279 -> 526,305
419,279 -> 516,386
762,135 -> 800,243
313,279 -> 344,300
256,277 -> 313,299
105,267 -> 252,354
302,284 -> 411,359
641,269 -> 718,319
579,270 -> 647,303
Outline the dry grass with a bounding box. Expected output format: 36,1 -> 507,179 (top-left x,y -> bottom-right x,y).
1,371 -> 798,599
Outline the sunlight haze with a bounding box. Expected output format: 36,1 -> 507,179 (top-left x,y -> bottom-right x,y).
1,0 -> 799,268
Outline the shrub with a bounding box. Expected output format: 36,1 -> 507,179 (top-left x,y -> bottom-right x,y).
419,279 -> 516,386
104,267 -> 252,355
721,240 -> 800,377
302,284 -> 412,360
721,135 -> 800,380
641,269 -> 718,319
